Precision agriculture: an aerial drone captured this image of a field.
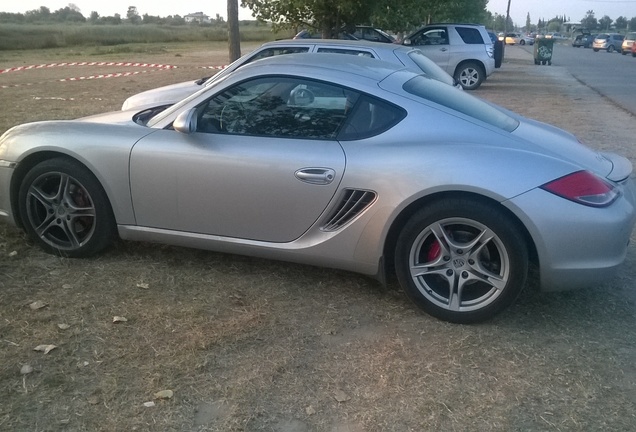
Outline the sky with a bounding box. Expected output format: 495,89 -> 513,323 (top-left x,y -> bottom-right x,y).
1,0 -> 634,26
487,0 -> 635,25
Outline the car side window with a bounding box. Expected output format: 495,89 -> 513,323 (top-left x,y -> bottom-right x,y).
338,95 -> 406,141
456,27 -> 485,44
316,47 -> 375,58
195,76 -> 360,140
412,28 -> 448,46
248,47 -> 310,63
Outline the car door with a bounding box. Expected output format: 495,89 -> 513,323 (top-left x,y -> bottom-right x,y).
130,76 -> 357,243
407,26 -> 451,73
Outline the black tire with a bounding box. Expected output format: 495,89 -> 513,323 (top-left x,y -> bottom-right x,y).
608,45 -> 615,53
454,62 -> 484,90
520,39 -> 525,46
593,48 -> 599,52
633,52 -> 636,58
18,158 -> 116,257
395,199 -> 528,324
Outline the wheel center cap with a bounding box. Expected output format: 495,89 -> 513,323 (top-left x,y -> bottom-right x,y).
56,206 -> 66,216
453,258 -> 465,268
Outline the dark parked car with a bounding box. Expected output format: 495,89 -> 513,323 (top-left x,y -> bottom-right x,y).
572,34 -> 594,48
487,31 -> 504,69
294,26 -> 396,43
351,26 -> 396,43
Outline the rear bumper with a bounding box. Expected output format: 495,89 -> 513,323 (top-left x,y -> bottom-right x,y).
507,178 -> 636,292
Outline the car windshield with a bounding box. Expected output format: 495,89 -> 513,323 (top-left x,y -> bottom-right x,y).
402,76 -> 519,132
626,32 -> 636,40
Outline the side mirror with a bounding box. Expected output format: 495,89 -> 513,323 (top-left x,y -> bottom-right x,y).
403,38 -> 412,46
173,108 -> 198,134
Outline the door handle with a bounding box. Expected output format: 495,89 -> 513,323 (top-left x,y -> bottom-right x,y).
295,168 -> 336,185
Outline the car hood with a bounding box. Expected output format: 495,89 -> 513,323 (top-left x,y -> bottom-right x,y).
121,79 -> 203,111
511,116 -> 630,180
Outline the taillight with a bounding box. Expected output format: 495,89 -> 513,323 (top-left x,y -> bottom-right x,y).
540,171 -> 619,207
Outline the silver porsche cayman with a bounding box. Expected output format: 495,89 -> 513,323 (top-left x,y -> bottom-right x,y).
1,54 -> 634,323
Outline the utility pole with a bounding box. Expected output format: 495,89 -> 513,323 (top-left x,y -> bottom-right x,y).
503,0 -> 512,57
227,0 -> 241,62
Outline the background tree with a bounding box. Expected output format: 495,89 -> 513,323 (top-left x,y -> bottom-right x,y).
127,6 -> 140,24
525,13 -> 531,32
581,10 -> 597,30
629,17 -> 636,30
598,15 -> 613,31
614,16 -> 627,30
242,0 -> 488,37
228,0 -> 241,62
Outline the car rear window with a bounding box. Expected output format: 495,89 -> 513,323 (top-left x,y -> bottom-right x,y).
626,33 -> 636,40
403,76 -> 519,132
455,27 -> 485,44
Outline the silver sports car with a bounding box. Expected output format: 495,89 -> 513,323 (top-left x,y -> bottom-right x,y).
1,54 -> 634,323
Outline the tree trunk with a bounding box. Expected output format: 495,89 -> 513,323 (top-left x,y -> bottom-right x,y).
227,0 -> 241,62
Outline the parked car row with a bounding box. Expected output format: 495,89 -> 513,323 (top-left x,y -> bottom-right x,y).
497,32 -> 534,45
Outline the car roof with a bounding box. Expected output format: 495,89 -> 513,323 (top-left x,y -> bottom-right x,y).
261,38 -> 403,52
235,52 -> 410,83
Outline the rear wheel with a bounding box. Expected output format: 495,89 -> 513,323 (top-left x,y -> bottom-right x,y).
454,62 -> 484,90
520,39 -> 526,45
18,158 -> 116,257
608,45 -> 615,53
593,48 -> 599,52
395,199 -> 528,323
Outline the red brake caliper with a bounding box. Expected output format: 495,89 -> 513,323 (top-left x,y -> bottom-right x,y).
427,240 -> 441,262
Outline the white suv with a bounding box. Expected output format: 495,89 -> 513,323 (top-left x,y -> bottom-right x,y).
403,23 -> 495,90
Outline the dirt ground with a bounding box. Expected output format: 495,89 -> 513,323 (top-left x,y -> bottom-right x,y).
1,43 -> 636,431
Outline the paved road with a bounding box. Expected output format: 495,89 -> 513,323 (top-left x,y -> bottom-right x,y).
519,42 -> 636,115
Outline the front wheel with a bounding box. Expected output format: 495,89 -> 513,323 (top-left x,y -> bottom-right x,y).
395,199 -> 529,323
454,62 -> 484,90
520,40 -> 526,46
607,45 -> 615,53
593,48 -> 599,52
18,158 -> 116,257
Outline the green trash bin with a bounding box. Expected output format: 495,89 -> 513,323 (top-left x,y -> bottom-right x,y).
534,37 -> 554,65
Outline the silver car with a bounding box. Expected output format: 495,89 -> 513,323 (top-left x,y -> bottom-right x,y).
593,33 -> 624,53
121,39 -> 458,111
1,54 -> 634,323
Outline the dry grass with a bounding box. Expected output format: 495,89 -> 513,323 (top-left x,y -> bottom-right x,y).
1,44 -> 636,431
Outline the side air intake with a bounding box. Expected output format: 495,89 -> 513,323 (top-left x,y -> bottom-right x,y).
322,189 -> 377,232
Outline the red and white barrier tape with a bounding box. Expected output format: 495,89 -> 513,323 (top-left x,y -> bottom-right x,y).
0,61 -> 177,74
1,70 -> 157,88
0,60 -> 230,88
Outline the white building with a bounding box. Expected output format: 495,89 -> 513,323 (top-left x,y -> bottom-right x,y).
184,12 -> 211,24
